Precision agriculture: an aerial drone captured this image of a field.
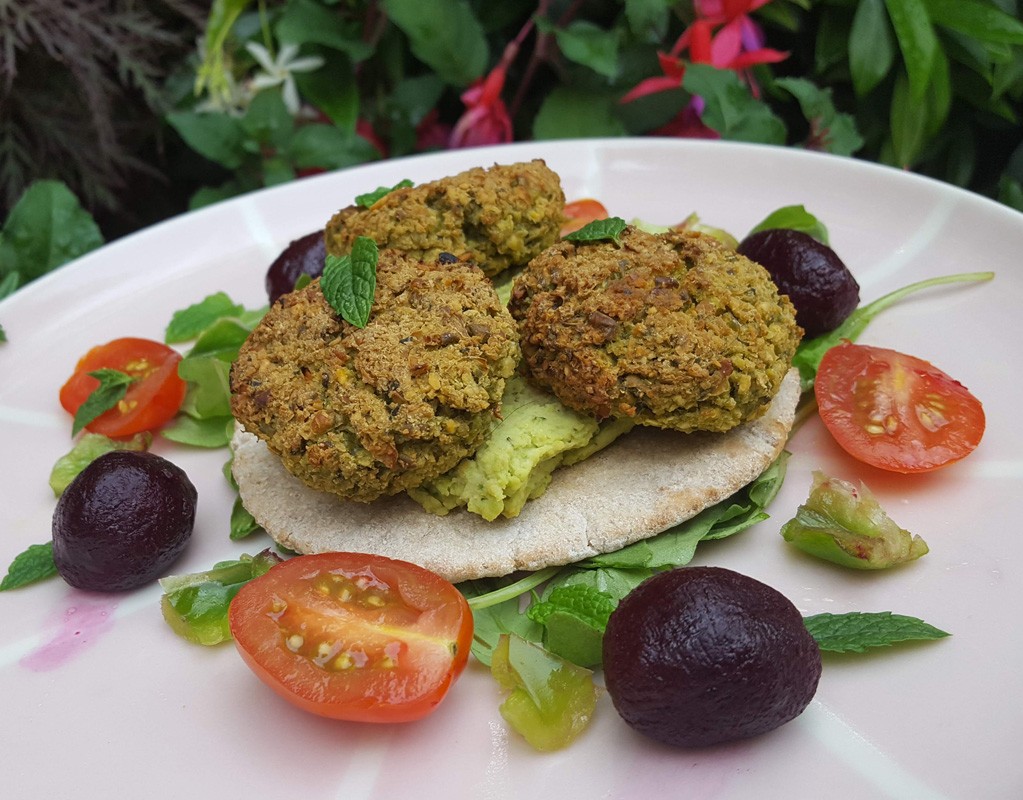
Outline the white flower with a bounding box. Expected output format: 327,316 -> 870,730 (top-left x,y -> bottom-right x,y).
246,42 -> 325,115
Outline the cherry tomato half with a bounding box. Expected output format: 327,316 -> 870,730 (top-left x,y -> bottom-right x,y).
59,337 -> 186,437
815,341 -> 985,473
561,198 -> 609,237
228,553 -> 473,723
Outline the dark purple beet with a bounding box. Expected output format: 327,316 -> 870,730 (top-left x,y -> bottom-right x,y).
602,566 -> 821,748
52,451 -> 197,592
266,231 -> 326,304
738,228 -> 859,338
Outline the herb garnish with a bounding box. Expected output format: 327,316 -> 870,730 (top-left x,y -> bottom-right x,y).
355,179 -> 414,208
804,612 -> 950,653
564,216 -> 628,245
0,542 -> 57,591
72,369 -> 137,435
321,235 -> 379,328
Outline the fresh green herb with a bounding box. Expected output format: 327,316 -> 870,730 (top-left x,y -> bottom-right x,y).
0,323 -> 7,343
748,204 -> 830,244
781,471 -> 928,570
354,179 -> 413,208
805,611 -> 950,653
320,235 -> 379,327
526,584 -> 616,668
49,431 -> 151,496
72,369 -> 138,436
490,633 -> 598,751
793,271 -> 994,391
230,497 -> 261,540
460,569 -> 554,665
161,415 -> 236,448
159,549 -> 282,645
165,292 -> 245,343
0,542 -> 58,591
293,273 -> 312,291
563,216 -> 628,245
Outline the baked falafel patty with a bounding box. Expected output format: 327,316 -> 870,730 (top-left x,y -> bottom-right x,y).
508,227 -> 802,432
231,250 -> 520,503
325,160 -> 565,278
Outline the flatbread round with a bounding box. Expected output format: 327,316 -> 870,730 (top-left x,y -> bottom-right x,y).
231,369 -> 801,583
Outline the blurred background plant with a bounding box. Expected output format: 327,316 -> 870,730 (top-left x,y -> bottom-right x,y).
2,0 -> 1022,306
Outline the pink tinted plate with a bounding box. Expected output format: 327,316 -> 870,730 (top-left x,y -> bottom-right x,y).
1,139 -> 1020,799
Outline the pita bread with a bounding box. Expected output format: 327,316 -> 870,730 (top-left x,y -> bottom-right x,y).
230,369 -> 801,583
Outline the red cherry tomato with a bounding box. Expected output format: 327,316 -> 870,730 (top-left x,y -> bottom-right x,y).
228,553 -> 473,723
59,337 -> 186,437
561,198 -> 609,237
815,341 -> 985,473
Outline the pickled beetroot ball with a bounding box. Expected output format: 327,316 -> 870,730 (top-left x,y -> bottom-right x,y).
266,231 -> 326,304
738,228 -> 859,338
52,451 -> 197,592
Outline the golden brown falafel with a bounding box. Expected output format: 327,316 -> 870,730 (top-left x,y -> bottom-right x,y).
231,250 -> 520,503
325,160 -> 565,278
508,227 -> 801,432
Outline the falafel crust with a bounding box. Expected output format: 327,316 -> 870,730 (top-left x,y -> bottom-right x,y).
325,160 -> 565,278
230,251 -> 520,503
509,227 -> 802,432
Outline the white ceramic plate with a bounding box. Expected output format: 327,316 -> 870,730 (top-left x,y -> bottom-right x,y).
1,139 -> 1020,799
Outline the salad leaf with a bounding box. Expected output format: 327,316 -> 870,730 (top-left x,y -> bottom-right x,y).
165,292 -> 245,343
49,431 -> 151,496
793,271 -> 994,391
526,584 -> 616,668
0,542 -> 58,591
490,633 -> 598,751
72,369 -> 137,435
320,236 -> 379,327
564,216 -> 627,245
805,611 -> 949,653
459,571 -> 554,665
354,179 -> 413,208
748,204 -> 830,244
159,550 -> 281,645
160,414 -> 235,448
230,497 -> 261,540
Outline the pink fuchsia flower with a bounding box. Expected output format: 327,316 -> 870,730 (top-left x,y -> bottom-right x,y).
449,63 -> 513,149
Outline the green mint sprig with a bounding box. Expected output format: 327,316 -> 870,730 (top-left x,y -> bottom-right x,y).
804,611 -> 950,653
321,236 -> 379,328
72,368 -> 138,435
165,292 -> 245,343
564,216 -> 627,245
355,179 -> 413,208
0,542 -> 57,591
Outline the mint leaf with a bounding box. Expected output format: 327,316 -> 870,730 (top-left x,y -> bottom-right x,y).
527,584 -> 616,667
355,179 -> 413,208
320,236 -> 379,327
793,271 -> 994,390
804,611 -> 950,653
49,431 -> 151,496
564,217 -> 628,245
72,369 -> 137,436
748,205 -> 830,244
1,542 -> 58,591
165,292 -> 245,343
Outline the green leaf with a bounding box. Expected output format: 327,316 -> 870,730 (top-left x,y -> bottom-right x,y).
230,496 -> 262,540
383,0 -> 489,86
623,0 -> 673,40
287,124 -> 380,170
320,236 -> 378,327
0,181 -> 104,283
849,0 -> 895,96
161,415 -> 235,448
889,70 -> 928,168
355,180 -> 414,208
165,292 -> 244,344
792,271 -> 994,390
195,0 -> 253,102
924,0 -> 1023,45
526,584 -> 616,667
682,64 -> 786,144
294,53 -> 360,131
276,0 -> 374,59
564,217 -> 627,245
544,19 -> 621,79
883,0 -> 938,102
49,431 -> 151,496
178,356 -> 233,419
72,369 -> 137,436
242,89 -> 294,147
459,576 -> 547,665
533,87 -> 626,139
167,111 -> 246,169
0,542 -> 58,591
775,78 -> 864,156
748,204 -> 830,244
804,611 -> 950,653
0,323 -> 6,343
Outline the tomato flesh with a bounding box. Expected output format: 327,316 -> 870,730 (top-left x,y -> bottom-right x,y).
815,341 -> 985,473
59,337 -> 186,437
561,198 -> 609,237
228,553 -> 473,723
